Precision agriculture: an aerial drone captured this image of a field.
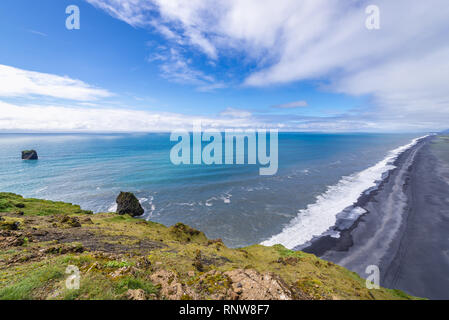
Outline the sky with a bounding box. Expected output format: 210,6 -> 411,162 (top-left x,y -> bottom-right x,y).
0,0 -> 448,132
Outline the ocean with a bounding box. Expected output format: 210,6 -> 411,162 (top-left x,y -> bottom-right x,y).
0,132 -> 422,248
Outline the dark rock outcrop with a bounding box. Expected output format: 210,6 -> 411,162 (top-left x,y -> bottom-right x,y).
22,150 -> 38,160
116,192 -> 144,217
0,220 -> 20,231
58,215 -> 82,228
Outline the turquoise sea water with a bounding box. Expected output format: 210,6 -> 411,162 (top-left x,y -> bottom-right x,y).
0,133 -> 421,247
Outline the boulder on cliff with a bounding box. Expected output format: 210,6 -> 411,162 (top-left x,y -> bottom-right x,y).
116,192 -> 144,217
22,150 -> 38,160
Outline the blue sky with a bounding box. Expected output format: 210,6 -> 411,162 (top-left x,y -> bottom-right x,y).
0,0 -> 448,132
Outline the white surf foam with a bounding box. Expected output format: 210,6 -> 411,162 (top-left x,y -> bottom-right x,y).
108,195 -> 154,215
139,197 -> 149,204
261,135 -> 429,249
205,192 -> 232,207
221,193 -> 232,204
35,186 -> 48,194
177,202 -> 196,207
142,195 -> 156,219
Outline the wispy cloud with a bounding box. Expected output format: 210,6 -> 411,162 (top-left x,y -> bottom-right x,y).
1,100 -> 439,133
87,0 -> 218,59
86,0 -> 449,130
219,107 -> 252,118
147,46 -> 223,90
0,65 -> 112,101
158,48 -> 213,85
27,29 -> 48,37
0,101 -> 255,132
272,101 -> 308,109
196,82 -> 227,92
85,0 -> 156,28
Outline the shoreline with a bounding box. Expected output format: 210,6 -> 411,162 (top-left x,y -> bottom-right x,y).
303,134 -> 449,299
262,134 -> 428,249
1,134 -> 445,299
301,135 -> 431,255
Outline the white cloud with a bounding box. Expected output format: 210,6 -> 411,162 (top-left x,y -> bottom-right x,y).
87,0 -> 218,58
0,101 -> 255,132
86,0 -> 449,130
156,48 -> 215,85
272,101 -> 308,109
0,65 -> 112,101
196,82 -> 227,92
335,47 -> 449,116
27,29 -> 48,37
219,107 -> 252,118
1,101 -> 437,133
146,45 -> 227,90
85,0 -> 155,27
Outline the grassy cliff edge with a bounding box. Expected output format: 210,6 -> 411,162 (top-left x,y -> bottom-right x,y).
0,192 -> 418,300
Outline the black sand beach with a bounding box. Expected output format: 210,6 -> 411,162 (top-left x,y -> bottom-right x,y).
304,135 -> 449,299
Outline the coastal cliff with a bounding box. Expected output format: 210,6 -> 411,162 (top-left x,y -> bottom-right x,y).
0,192 -> 417,300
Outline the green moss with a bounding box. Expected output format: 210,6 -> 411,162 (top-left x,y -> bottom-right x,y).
390,289 -> 413,300
114,276 -> 158,296
106,215 -> 134,222
272,244 -> 305,258
169,223 -> 207,243
0,220 -> 20,231
62,254 -> 96,266
203,273 -> 232,294
104,261 -> 132,269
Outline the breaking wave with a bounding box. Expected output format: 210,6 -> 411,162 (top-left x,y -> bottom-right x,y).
261,135 -> 428,249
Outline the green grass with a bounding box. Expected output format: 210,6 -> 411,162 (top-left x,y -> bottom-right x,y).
0,192 -> 93,216
61,271 -> 158,300
272,244 -> 306,258
62,272 -> 117,300
104,261 -> 132,269
0,252 -> 158,300
0,192 -> 421,300
0,261 -> 65,300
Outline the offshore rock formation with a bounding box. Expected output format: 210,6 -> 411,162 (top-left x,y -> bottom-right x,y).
116,192 -> 144,217
21,150 -> 38,160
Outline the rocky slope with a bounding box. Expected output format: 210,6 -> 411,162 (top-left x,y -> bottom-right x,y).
0,192 -> 418,300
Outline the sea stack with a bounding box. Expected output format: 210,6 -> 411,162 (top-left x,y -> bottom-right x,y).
21,150 -> 38,160
116,192 -> 144,217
